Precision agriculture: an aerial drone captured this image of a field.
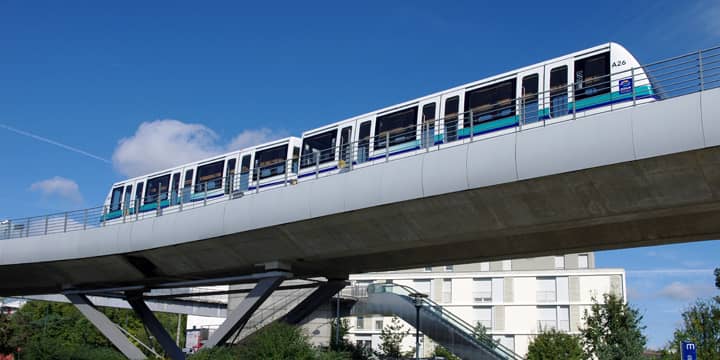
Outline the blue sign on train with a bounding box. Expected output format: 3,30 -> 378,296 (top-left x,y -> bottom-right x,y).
681,340 -> 696,360
619,78 -> 633,94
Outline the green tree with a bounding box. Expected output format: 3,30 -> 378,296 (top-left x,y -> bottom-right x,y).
660,300 -> 720,359
0,310 -> 15,355
8,300 -> 185,358
472,321 -> 498,349
580,293 -> 646,360
526,328 -> 583,360
715,267 -> 720,303
432,345 -> 460,360
236,322 -> 317,360
330,318 -> 372,360
378,316 -> 408,359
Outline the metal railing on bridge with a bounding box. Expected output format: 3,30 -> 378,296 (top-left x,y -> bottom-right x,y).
2,45 -> 719,241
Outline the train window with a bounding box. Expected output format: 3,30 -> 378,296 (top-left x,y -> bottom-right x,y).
339,127 -> 352,162
254,144 -> 288,180
300,130 -> 337,169
225,159 -> 236,194
374,106 -> 418,149
170,172 -> 180,203
444,96 -> 459,141
123,185 -> 133,210
195,161 -> 224,192
550,66 -> 568,117
145,174 -> 171,204
291,147 -> 300,173
110,187 -> 123,212
135,182 -> 144,205
575,52 -> 610,100
464,79 -> 517,127
522,74 -> 539,123
184,170 -> 193,188
240,155 -> 251,173
358,121 -> 371,163
422,103 -> 436,147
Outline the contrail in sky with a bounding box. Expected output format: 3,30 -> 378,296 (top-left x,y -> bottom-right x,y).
0,123 -> 112,164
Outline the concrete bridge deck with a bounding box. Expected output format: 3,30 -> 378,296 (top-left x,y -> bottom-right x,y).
1,86 -> 719,296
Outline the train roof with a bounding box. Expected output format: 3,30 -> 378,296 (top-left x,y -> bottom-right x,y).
302,42 -> 622,135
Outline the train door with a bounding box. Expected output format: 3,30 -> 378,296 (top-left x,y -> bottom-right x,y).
239,153 -> 252,192
440,90 -> 463,144
338,125 -> 353,167
355,117 -> 373,165
517,67 -> 543,127
419,97 -> 439,148
544,58 -> 573,121
181,167 -> 194,203
224,157 -> 237,194
170,172 -> 181,205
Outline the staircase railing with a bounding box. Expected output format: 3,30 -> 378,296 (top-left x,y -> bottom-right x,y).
367,283 -> 523,360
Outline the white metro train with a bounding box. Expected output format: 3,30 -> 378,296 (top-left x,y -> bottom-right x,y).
104,42 -> 654,221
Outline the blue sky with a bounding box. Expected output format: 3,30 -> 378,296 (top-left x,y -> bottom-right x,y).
1,0 -> 718,349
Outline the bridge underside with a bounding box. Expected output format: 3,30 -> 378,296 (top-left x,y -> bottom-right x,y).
3,145 -> 720,296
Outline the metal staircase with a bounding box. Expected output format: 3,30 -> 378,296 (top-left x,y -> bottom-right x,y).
353,283 -> 522,360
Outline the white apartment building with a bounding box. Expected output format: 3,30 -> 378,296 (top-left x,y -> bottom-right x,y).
345,253 -> 625,358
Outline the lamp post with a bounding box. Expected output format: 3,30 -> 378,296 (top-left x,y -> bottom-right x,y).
408,292 -> 428,360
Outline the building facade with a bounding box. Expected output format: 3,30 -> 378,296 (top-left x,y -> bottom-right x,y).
345,253 -> 625,357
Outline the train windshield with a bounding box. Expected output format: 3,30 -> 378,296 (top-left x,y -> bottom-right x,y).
575,52 -> 610,100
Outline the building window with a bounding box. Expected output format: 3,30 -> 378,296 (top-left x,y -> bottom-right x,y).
356,339 -> 371,348
423,266 -> 432,272
554,256 -> 565,269
375,320 -> 384,330
356,317 -> 365,330
537,306 -> 557,331
473,306 -> 492,329
558,306 -> 570,331
473,279 -> 492,302
413,279 -> 431,297
502,260 -> 511,271
495,335 -> 515,352
536,277 -> 557,303
578,254 -> 589,269
445,265 -> 454,272
480,262 -> 490,272
442,279 -> 452,303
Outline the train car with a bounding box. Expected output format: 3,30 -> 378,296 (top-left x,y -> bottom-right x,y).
102,137 -> 301,223
104,42 -> 653,214
297,42 -> 654,174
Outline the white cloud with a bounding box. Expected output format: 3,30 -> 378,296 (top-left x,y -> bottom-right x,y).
30,176 -> 83,203
112,119 -> 287,178
656,281 -> 716,301
113,120 -> 221,178
227,128 -> 287,151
